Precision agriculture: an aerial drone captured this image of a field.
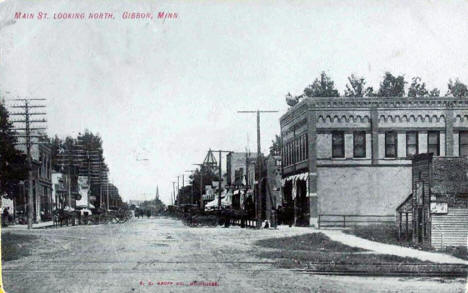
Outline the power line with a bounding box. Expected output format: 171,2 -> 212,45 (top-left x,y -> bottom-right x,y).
8,98 -> 47,229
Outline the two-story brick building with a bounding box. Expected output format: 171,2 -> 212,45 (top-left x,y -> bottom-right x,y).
280,97 -> 468,227
16,141 -> 53,222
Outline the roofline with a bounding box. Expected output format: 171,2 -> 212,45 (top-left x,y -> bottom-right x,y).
280,96 -> 468,125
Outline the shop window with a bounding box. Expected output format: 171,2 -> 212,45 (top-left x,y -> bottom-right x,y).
427,131 -> 440,156
353,131 -> 366,158
406,131 -> 418,157
385,131 -> 397,158
332,131 -> 345,158
460,131 -> 468,157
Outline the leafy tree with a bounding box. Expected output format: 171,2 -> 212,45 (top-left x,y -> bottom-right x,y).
344,74 -> 376,97
447,79 -> 468,98
377,72 -> 406,97
188,166 -> 219,205
49,135 -> 63,172
269,135 -> 282,156
408,77 -> 428,98
429,88 -> 440,97
304,72 -> 340,97
364,87 -> 378,97
0,103 -> 27,199
77,130 -> 104,155
345,75 -> 366,97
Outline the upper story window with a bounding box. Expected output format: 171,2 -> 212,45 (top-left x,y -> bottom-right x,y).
332,131 -> 345,158
385,131 -> 397,158
460,131 -> 468,157
406,131 -> 418,157
298,134 -> 308,162
353,131 -> 366,158
427,131 -> 440,156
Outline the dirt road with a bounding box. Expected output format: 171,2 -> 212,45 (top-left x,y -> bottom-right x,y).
3,218 -> 466,293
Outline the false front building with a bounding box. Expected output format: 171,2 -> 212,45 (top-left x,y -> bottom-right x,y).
280,97 -> 468,227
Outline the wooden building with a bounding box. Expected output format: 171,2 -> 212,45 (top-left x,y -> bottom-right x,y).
280,97 -> 468,227
397,154 -> 468,250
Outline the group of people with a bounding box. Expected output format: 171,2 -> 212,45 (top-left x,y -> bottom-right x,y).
134,208 -> 151,218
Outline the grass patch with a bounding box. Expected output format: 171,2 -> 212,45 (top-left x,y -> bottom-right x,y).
258,250 -> 431,269
256,232 -> 365,252
342,224 -> 411,246
1,232 -> 38,261
344,224 -> 468,261
255,232 -> 467,275
445,246 -> 468,261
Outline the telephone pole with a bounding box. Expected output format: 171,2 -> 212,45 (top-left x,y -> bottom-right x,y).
237,110 -> 278,228
8,98 -> 47,229
172,181 -> 176,205
177,176 -> 180,206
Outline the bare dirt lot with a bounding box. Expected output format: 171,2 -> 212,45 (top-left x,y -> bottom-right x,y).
2,217 -> 467,293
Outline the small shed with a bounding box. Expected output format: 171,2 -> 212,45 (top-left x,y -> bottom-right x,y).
397,153 -> 468,250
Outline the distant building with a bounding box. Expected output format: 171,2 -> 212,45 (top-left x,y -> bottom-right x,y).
226,152 -> 258,187
52,172 -> 66,210
15,140 -> 53,222
280,97 -> 468,227
75,176 -> 92,209
128,200 -> 144,208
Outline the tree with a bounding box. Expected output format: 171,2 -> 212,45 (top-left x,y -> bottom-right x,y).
49,135 -> 63,172
447,79 -> 468,98
408,77 -> 428,98
429,88 -> 440,97
377,72 -> 406,97
189,166 -> 218,205
0,103 -> 28,199
344,74 -> 375,97
304,72 -> 340,97
77,130 -> 104,154
269,135 -> 282,156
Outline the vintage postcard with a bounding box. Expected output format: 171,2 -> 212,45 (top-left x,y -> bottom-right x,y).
0,0 -> 467,292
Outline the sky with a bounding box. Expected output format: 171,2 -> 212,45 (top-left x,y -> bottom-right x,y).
1,0 -> 468,204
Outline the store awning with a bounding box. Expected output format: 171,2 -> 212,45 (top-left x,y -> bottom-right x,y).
281,172 -> 309,186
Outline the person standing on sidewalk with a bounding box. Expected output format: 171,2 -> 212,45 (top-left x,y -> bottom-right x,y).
2,207 -> 9,227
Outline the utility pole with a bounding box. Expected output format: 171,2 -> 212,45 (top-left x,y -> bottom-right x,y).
106,181 -> 110,212
237,110 -> 278,228
177,176 -> 180,206
8,98 -> 47,229
172,181 -> 176,205
210,150 -> 232,209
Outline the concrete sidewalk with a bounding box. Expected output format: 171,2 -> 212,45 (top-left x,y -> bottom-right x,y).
319,229 -> 468,265
2,221 -> 54,230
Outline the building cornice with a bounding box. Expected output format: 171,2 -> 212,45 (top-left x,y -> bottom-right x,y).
280,97 -> 468,126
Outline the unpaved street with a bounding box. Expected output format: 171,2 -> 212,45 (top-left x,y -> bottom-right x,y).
3,218 -> 466,293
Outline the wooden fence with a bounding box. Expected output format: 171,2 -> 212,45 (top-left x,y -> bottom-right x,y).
318,214 -> 395,229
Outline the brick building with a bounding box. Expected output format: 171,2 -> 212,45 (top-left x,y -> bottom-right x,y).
15,142 -> 53,222
280,97 -> 468,227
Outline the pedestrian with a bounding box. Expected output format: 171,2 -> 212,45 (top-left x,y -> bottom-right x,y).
2,207 -> 10,227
